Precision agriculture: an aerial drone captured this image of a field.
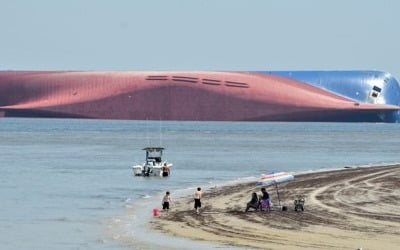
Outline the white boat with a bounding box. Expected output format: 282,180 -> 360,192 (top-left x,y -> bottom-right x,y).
132,147 -> 173,177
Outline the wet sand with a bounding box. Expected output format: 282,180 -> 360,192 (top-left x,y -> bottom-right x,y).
151,165 -> 400,249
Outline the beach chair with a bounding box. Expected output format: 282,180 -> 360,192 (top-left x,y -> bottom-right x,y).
260,199 -> 271,212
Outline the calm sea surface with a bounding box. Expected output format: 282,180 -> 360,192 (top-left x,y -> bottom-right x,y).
0,118 -> 399,250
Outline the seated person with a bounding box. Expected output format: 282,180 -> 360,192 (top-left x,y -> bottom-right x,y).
245,192 -> 259,212
259,187 -> 271,212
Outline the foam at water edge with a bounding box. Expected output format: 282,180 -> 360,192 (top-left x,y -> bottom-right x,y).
295,162 -> 400,176
108,190 -> 241,250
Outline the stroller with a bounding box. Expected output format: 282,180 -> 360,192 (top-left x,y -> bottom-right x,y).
294,196 -> 305,212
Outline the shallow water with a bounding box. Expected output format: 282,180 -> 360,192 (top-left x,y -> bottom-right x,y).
0,118 -> 399,249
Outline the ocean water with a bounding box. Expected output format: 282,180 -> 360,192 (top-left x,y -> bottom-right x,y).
0,118 -> 399,250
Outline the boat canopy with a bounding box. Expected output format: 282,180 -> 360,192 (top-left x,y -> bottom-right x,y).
143,147 -> 165,163
142,147 -> 165,151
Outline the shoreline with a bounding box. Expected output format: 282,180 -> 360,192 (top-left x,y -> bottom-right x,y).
151,165 -> 400,249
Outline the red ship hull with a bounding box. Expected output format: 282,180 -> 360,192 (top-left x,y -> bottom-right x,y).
0,71 -> 398,121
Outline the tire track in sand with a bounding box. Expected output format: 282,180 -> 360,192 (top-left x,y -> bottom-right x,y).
309,168 -> 400,230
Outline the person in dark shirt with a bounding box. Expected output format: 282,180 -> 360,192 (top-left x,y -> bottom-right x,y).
245,192 -> 259,212
260,187 -> 269,200
259,187 -> 271,212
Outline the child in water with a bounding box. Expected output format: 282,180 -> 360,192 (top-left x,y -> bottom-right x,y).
162,191 -> 171,212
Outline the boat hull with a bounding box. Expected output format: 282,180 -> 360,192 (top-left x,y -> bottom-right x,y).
1,71 -> 399,122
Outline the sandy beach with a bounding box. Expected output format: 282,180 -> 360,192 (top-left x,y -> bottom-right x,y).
151,165 -> 400,249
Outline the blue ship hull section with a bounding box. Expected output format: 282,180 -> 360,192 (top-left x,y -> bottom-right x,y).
257,71 -> 400,122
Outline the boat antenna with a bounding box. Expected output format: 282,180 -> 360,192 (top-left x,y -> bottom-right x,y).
159,117 -> 163,147
146,118 -> 150,147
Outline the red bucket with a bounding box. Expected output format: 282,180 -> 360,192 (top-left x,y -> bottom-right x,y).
153,208 -> 160,217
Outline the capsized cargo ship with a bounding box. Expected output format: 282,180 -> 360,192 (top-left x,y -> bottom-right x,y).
1,70 -> 399,122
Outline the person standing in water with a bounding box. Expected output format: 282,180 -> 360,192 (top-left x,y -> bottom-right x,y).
194,187 -> 202,214
162,163 -> 170,177
162,191 -> 171,213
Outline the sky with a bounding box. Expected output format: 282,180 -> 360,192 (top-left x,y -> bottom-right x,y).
1,0 -> 399,77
